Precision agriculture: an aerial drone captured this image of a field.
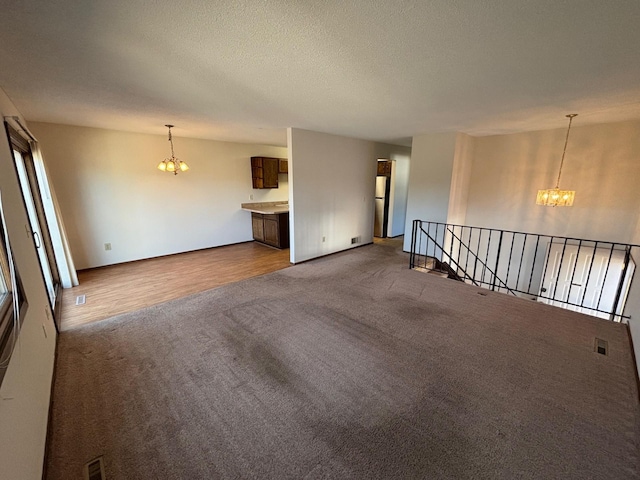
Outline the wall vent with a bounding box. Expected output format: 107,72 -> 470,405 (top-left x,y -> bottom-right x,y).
351,236 -> 359,244
84,456 -> 106,480
76,294 -> 86,305
594,338 -> 608,356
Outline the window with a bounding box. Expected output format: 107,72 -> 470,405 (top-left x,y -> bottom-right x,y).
0,197 -> 26,386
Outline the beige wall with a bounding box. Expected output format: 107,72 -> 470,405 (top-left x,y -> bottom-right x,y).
447,133 -> 475,226
403,132 -> 458,251
465,120 -> 640,243
0,92 -> 56,480
288,128 -> 409,263
30,123 -> 289,269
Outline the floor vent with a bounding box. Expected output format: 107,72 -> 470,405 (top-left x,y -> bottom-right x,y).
594,338 -> 608,356
477,292 -> 487,296
84,456 -> 105,480
76,294 -> 86,305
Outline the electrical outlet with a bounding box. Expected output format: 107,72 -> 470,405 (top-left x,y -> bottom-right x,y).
104,243 -> 112,251
250,194 -> 254,200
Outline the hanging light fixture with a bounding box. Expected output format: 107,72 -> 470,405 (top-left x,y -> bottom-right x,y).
157,124 -> 189,175
536,114 -> 577,207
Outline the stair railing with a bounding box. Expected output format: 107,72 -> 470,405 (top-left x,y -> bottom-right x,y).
417,225 -> 480,287
409,220 -> 639,322
443,225 -> 516,295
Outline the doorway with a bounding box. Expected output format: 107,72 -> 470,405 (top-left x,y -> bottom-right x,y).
7,124 -> 60,319
374,160 -> 392,238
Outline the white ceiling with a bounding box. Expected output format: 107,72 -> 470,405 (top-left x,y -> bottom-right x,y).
1,1 -> 639,147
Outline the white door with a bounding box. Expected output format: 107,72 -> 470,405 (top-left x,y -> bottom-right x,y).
374,198 -> 385,237
13,149 -> 57,308
538,242 -> 629,320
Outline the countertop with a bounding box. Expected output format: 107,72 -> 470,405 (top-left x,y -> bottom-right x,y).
241,201 -> 289,214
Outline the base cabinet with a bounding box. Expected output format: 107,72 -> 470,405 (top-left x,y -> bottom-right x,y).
251,212 -> 289,249
251,214 -> 265,242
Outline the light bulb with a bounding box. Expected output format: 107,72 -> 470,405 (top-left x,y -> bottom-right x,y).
166,160 -> 176,172
179,162 -> 189,172
157,161 -> 167,171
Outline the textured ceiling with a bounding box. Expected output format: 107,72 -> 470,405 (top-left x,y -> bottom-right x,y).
1,1 -> 639,146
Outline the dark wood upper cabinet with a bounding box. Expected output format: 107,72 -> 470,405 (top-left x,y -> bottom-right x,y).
251,157 -> 279,189
278,158 -> 288,174
377,160 -> 392,177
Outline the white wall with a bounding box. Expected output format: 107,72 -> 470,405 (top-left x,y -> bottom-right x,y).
0,91 -> 56,480
288,128 -> 404,263
29,123 -> 289,269
378,147 -> 412,238
403,132 -> 458,251
447,133 -> 475,226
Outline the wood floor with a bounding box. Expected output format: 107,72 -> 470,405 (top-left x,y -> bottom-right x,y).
59,242 -> 291,330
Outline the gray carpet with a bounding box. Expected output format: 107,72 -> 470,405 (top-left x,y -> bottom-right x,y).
46,240 -> 640,479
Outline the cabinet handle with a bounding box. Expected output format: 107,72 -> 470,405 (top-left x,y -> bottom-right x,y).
33,231 -> 41,248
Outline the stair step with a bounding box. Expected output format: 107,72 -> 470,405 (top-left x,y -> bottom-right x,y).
413,256 -> 463,281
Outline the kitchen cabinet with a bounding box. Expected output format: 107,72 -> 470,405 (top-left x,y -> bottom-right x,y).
251,212 -> 289,249
279,158 -> 288,173
377,160 -> 392,177
251,213 -> 265,242
251,157 -> 279,189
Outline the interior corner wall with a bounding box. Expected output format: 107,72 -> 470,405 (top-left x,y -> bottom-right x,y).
623,218 -> 640,377
28,123 -> 289,270
446,133 -> 475,226
288,128 -> 399,263
377,146 -> 411,237
403,132 -> 458,251
0,91 -> 56,480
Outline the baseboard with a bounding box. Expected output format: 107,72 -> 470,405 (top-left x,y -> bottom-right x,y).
291,241 -> 374,265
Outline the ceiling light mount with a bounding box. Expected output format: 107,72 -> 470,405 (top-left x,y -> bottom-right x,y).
536,113 -> 577,207
157,124 -> 189,175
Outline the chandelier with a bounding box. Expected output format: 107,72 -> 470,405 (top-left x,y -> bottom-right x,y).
536,114 -> 577,207
157,125 -> 189,175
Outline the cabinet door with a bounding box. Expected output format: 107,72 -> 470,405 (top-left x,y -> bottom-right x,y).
251,157 -> 264,189
251,213 -> 265,241
377,160 -> 391,177
279,159 -> 288,173
263,158 -> 279,188
263,215 -> 280,246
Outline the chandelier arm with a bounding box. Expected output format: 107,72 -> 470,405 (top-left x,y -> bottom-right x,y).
555,114 -> 576,188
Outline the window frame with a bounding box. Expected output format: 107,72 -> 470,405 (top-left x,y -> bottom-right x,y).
0,169 -> 28,387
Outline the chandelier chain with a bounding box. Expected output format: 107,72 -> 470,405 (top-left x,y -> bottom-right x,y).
157,124 -> 189,175
167,125 -> 176,159
556,114 -> 577,188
